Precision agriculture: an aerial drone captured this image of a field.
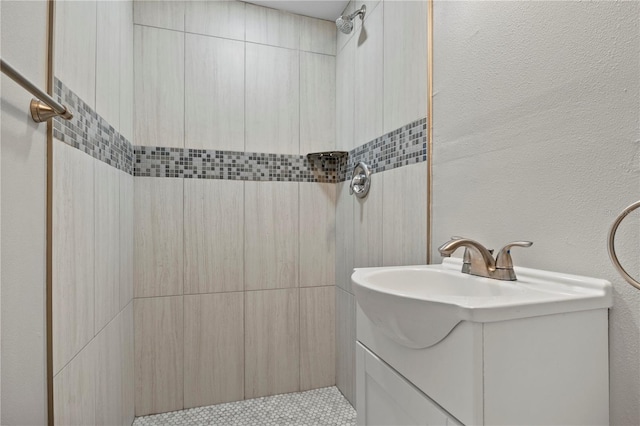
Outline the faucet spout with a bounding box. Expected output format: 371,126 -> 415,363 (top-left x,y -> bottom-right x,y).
438,238 -> 496,277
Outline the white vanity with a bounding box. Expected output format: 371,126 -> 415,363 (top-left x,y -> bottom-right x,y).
352,258 -> 612,425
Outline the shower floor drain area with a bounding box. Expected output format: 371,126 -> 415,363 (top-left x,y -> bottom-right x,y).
133,386 -> 356,426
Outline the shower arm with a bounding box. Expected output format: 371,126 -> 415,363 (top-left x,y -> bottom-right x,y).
348,5 -> 366,21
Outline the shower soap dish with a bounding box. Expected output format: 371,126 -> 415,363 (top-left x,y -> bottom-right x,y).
306,151 -> 348,160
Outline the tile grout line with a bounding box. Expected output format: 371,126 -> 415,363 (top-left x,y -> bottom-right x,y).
131,283 -> 336,301
243,5 -> 247,400
182,6 -> 187,410
132,22 -> 337,58
298,21 -> 303,393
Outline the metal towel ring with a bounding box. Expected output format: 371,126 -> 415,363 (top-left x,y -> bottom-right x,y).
608,199 -> 640,291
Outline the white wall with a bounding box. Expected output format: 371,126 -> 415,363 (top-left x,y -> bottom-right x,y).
1,1 -> 49,424
432,2 -> 640,424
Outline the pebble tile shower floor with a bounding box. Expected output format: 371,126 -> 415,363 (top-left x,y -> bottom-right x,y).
132,386 -> 356,426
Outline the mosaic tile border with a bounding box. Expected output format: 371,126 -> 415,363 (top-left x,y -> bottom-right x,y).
52,78 -> 427,182
338,117 -> 428,182
135,147 -> 340,182
53,78 -> 134,175
135,118 -> 427,183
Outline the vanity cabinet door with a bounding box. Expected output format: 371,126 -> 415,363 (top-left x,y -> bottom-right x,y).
356,342 -> 463,426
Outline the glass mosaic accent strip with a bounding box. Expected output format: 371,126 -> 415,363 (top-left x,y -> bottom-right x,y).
52,78 -> 426,182
53,78 -> 134,175
338,117 -> 428,182
135,118 -> 427,183
133,386 -> 356,426
135,147 -> 340,183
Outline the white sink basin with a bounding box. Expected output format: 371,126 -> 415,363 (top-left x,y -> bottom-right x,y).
351,258 -> 612,349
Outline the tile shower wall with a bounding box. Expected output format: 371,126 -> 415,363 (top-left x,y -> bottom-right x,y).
334,0 -> 429,406
52,1 -> 135,425
132,0 -> 337,416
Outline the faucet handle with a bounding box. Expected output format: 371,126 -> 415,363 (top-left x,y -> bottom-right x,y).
495,241 -> 533,269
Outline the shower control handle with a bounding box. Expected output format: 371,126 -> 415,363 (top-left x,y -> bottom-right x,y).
350,162 -> 371,198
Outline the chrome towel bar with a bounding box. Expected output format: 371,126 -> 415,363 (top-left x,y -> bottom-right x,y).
1,58 -> 73,123
608,199 -> 640,291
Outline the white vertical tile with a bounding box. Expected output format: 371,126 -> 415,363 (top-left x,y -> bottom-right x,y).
383,163 -> 428,266
300,286 -> 336,390
96,0 -> 121,129
383,0 -> 428,133
184,179 -> 244,294
300,183 -> 336,287
353,173 -> 384,268
134,177 -> 184,298
134,25 -> 184,147
356,0 -> 382,23
245,44 -> 299,155
134,296 -> 184,416
354,4 -> 383,146
94,160 -> 120,333
95,317 -> 123,426
335,182 -> 355,294
119,171 -> 134,310
335,287 -> 356,406
244,182 -> 299,291
245,3 -> 300,49
336,35 -> 355,151
300,52 -> 336,154
185,34 -> 245,152
53,143 -> 95,375
120,0 -> 135,142
184,293 -> 244,408
133,0 -> 184,31
55,0 -> 97,107
336,1 -> 355,53
185,0 -> 245,40
120,303 -> 135,426
245,289 -> 300,398
53,340 -> 96,426
300,16 -> 337,55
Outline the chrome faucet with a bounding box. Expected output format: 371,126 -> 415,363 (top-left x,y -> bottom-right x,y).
438,237 -> 533,281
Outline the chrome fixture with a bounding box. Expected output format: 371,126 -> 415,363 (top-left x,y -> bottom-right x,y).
1,58 -> 73,123
336,5 -> 366,34
438,237 -> 532,281
350,162 -> 371,198
608,200 -> 640,291
306,151 -> 348,160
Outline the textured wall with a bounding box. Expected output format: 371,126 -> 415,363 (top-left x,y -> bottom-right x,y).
432,2 -> 640,424
0,1 -> 49,424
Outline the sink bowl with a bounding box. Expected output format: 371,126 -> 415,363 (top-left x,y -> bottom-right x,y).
351,258 -> 612,349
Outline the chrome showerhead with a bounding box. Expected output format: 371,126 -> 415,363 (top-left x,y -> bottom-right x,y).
336,16 -> 354,34
335,5 -> 366,34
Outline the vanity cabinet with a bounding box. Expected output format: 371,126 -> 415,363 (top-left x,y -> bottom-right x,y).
356,305 -> 609,425
356,342 -> 461,425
